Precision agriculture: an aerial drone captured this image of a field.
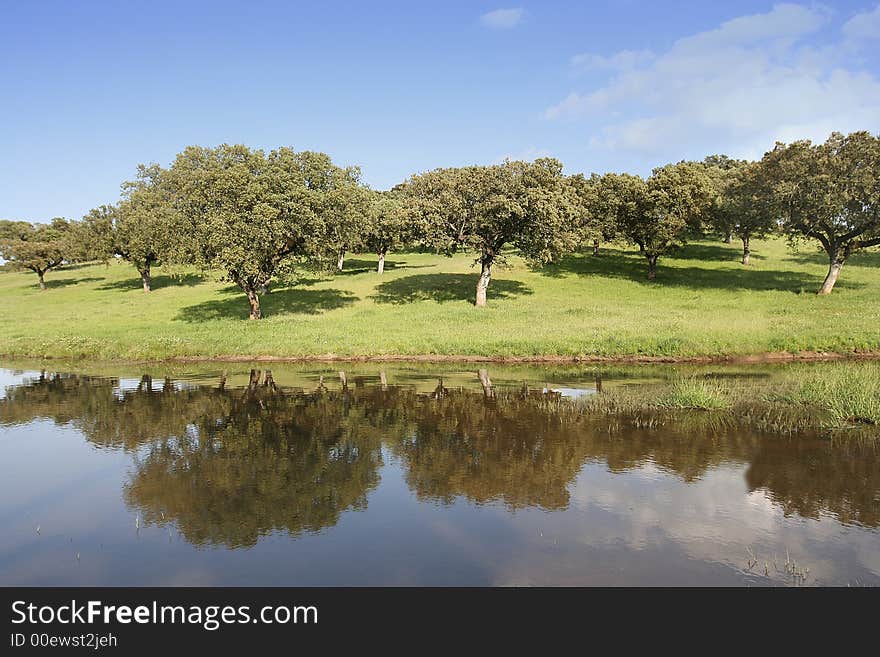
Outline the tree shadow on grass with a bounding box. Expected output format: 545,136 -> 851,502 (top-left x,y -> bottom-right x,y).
336,258 -> 434,276
176,285 -> 358,321
786,248 -> 880,268
670,242 -> 766,262
57,262 -> 101,271
540,248 -> 838,292
98,273 -> 207,292
43,276 -> 103,289
371,273 -> 533,305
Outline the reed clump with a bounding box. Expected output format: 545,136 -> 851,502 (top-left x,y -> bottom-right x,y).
575,364 -> 880,438
656,377 -> 731,410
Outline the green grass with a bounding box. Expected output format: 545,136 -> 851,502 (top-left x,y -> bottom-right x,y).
656,377 -> 731,410
1,237 -> 880,361
791,362 -> 880,426
574,362 -> 880,435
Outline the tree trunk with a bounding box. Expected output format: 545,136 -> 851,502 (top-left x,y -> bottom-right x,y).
263,370 -> 276,391
377,250 -> 386,274
245,286 -> 262,320
637,241 -> 645,254
247,369 -> 260,391
741,236 -> 751,266
724,231 -> 733,244
592,239 -> 600,256
646,253 -> 658,280
818,248 -> 846,295
337,250 -> 345,272
475,257 -> 492,307
478,369 -> 494,397
38,270 -> 46,291
139,265 -> 151,293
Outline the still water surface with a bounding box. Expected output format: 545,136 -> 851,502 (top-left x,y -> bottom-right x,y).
0,363 -> 877,586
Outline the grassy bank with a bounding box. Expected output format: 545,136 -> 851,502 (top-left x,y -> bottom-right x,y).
576,362 -> 880,436
1,237 -> 879,361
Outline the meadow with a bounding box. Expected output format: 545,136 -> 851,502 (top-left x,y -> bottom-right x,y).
1,237 -> 879,361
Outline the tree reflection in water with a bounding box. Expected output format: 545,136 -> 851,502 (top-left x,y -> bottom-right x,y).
1,368 -> 878,549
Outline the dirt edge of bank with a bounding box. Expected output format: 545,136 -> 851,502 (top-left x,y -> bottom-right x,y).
3,351 -> 880,366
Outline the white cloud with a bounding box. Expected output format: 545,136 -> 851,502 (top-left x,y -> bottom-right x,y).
843,3 -> 880,42
480,8 -> 524,30
673,2 -> 829,50
544,3 -> 880,160
571,49 -> 654,73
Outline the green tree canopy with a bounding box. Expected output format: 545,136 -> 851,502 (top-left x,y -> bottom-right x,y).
715,161 -> 778,265
317,161 -> 370,272
363,189 -> 416,273
616,162 -> 714,279
763,131 -> 880,294
166,145 -> 361,319
0,218 -> 74,289
405,158 -> 581,306
592,172 -> 645,255
78,164 -> 181,292
0,219 -> 33,241
701,154 -> 749,243
568,173 -> 615,255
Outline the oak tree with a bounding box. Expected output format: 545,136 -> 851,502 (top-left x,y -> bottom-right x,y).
592,172 -> 645,255
716,161 -> 777,265
616,162 -> 714,279
167,145 -> 360,319
405,158 -> 580,306
0,218 -> 73,289
763,131 -> 880,294
78,165 -> 180,292
363,189 -> 414,273
299,152 -> 367,273
702,154 -> 748,244
569,173 -> 614,255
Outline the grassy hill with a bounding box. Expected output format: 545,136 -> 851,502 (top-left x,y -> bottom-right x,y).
1,237 -> 879,361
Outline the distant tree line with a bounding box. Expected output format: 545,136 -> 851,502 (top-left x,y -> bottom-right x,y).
1,131 -> 878,317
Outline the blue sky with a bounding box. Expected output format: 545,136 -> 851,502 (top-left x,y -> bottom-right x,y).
2,1 -> 879,221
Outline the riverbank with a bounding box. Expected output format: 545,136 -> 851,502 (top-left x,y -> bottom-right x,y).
2,237 -> 879,361
2,357 -> 877,438
574,363 -> 880,435
4,350 -> 880,366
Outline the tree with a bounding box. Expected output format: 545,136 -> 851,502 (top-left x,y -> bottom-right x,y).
363,189 -> 413,273
114,164 -> 179,292
299,152 -> 367,273
0,220 -> 33,241
166,144 -> 358,319
75,205 -> 116,262
716,161 -> 778,265
702,154 -> 748,243
0,218 -> 73,289
763,131 -> 880,294
592,173 -> 645,255
616,162 -> 714,280
405,158 -> 581,306
78,166 -> 180,293
569,173 -> 614,255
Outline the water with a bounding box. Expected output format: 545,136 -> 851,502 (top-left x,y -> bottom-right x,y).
0,363 -> 877,586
